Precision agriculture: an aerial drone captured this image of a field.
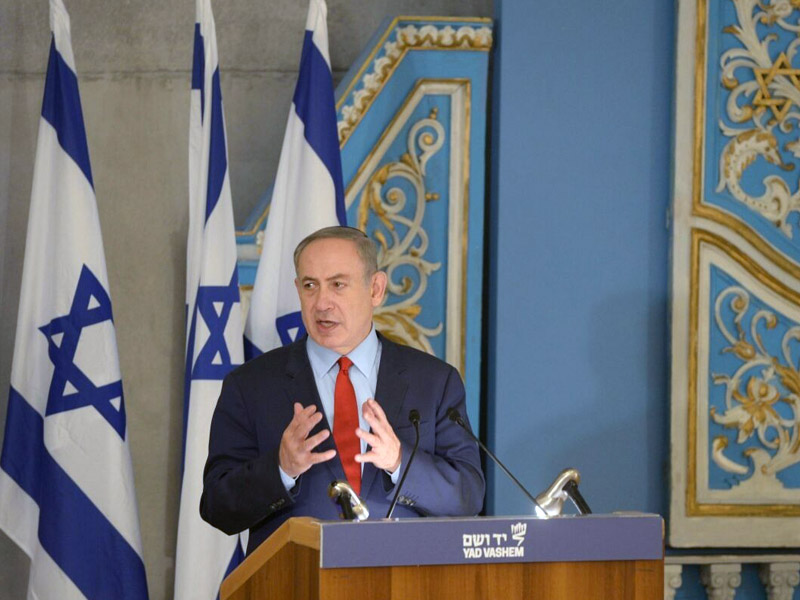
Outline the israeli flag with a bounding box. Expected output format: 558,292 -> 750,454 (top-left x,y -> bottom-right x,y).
173,1 -> 246,598
244,0 -> 346,357
0,1 -> 149,598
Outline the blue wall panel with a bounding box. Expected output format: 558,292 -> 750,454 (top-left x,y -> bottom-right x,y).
487,0 -> 674,517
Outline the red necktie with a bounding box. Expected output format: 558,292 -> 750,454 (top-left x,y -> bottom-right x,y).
334,356 -> 361,495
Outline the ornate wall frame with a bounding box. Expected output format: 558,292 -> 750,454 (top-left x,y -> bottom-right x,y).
670,0 -> 800,546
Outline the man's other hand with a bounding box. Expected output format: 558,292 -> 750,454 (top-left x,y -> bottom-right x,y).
355,399 -> 402,473
279,402 -> 336,478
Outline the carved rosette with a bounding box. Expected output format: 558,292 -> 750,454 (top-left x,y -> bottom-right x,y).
356,110 -> 445,354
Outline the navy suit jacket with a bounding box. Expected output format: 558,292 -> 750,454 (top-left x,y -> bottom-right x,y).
200,333 -> 485,555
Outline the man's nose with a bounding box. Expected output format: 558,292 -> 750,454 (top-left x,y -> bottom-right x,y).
314,286 -> 334,311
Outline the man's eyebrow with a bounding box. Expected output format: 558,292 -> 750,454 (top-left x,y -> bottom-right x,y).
299,274 -> 350,282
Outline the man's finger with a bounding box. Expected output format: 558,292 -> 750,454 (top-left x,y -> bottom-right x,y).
304,428 -> 331,451
354,450 -> 377,464
308,449 -> 336,464
362,401 -> 392,437
295,410 -> 324,438
286,403 -> 313,435
365,399 -> 388,421
355,428 -> 379,448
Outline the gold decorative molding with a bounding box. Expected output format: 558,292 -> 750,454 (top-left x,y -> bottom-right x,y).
337,23 -> 491,147
687,228 -> 800,516
346,79 -> 471,374
691,0 -> 800,280
359,110 -> 445,356
235,206 -> 269,239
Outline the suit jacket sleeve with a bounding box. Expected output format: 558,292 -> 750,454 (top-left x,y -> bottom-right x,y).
199,371 -> 294,535
385,364 -> 485,516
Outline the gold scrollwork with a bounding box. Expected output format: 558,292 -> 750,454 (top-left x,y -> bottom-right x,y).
710,286 -> 800,484
714,1 -> 800,238
687,229 -> 800,515
357,111 -> 445,354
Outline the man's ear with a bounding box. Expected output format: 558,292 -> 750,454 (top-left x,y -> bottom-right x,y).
371,271 -> 388,307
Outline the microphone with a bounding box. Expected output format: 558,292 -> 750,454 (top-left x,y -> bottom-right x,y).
535,467 -> 593,516
385,409 -> 421,519
447,408 -> 548,518
564,478 -> 592,515
328,480 -> 369,521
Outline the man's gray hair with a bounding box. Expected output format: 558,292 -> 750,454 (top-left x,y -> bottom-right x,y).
293,226 -> 379,278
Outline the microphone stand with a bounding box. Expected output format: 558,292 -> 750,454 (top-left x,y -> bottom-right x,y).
386,410 -> 421,518
447,408 -> 548,518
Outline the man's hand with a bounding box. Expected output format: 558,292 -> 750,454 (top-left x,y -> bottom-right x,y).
279,403 -> 336,478
355,399 -> 402,473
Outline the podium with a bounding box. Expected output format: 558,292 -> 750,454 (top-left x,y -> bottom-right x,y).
220,514 -> 664,600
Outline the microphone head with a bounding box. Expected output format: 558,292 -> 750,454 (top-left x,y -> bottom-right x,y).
447,408 -> 463,425
534,468 -> 581,517
409,409 -> 421,425
328,480 -> 370,521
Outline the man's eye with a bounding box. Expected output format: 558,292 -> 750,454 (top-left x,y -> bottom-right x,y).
304,282 -> 316,290
334,281 -> 346,289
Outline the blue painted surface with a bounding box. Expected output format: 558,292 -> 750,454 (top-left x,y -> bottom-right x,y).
487,0 -> 674,519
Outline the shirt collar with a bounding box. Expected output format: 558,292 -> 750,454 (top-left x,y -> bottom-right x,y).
306,326 -> 380,378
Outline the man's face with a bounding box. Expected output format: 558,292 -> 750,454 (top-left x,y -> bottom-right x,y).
295,238 -> 386,355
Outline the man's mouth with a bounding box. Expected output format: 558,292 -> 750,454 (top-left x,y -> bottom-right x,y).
316,319 -> 338,331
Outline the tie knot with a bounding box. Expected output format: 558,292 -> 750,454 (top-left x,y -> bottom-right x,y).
338,356 -> 353,374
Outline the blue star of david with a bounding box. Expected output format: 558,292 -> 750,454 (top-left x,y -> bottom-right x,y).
192,270 -> 242,380
276,311 -> 306,346
39,265 -> 126,439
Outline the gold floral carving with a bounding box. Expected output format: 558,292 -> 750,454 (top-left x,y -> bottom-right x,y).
356,110 -> 445,354
711,287 -> 800,482
687,229 -> 800,515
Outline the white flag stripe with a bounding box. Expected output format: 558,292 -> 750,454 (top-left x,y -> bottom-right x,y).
245,0 -> 344,357
307,0 -> 331,67
0,1 -> 149,597
0,469 -> 39,556
49,0 -> 76,73
28,543 -> 88,600
174,0 -> 245,597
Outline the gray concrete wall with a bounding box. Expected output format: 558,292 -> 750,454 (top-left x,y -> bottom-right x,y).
0,1 -> 491,597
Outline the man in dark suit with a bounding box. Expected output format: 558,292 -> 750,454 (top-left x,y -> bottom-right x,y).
200,226 -> 484,555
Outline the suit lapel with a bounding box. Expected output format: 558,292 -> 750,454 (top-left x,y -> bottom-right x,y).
284,337 -> 346,483
361,334 -> 409,496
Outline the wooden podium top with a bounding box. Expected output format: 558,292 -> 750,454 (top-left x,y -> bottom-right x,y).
221,513 -> 663,599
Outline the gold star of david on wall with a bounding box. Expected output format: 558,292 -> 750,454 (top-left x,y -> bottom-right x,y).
752,53 -> 800,123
